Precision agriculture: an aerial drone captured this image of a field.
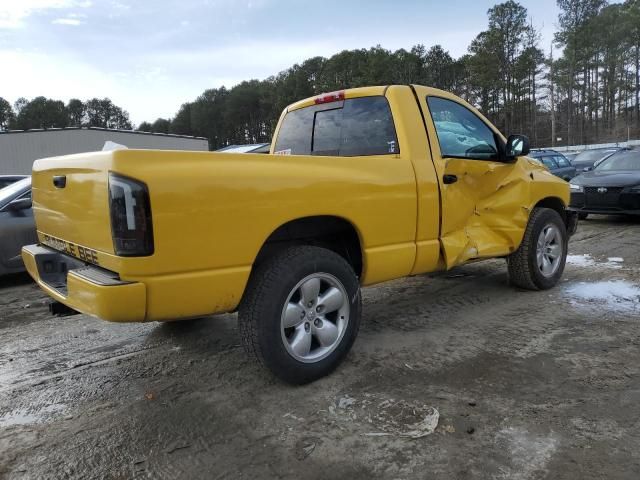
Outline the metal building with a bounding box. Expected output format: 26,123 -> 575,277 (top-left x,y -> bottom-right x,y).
0,127 -> 210,175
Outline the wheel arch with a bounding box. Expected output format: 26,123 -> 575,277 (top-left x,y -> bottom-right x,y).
252,215 -> 365,278
533,196 -> 567,223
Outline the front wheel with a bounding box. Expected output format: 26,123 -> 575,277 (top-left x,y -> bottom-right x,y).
238,246 -> 361,384
508,207 -> 568,290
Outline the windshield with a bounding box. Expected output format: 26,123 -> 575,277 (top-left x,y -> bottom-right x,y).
573,149 -> 617,164
595,150 -> 640,171
0,177 -> 31,205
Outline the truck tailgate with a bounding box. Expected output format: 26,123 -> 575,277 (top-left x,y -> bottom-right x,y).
32,151 -> 115,255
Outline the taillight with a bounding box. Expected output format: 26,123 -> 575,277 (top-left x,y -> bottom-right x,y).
314,90 -> 345,104
108,172 -> 154,256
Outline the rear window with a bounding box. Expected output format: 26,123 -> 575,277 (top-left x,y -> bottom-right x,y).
540,156 -> 559,169
553,155 -> 571,168
273,107 -> 314,155
274,96 -> 398,156
313,108 -> 342,155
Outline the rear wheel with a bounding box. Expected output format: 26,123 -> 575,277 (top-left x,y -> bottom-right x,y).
578,212 -> 588,220
508,207 -> 568,290
238,246 -> 361,384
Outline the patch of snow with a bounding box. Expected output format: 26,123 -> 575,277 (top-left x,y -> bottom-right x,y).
338,395 -> 356,409
566,254 -> 622,269
566,254 -> 597,267
0,403 -> 66,427
566,280 -> 640,313
497,427 -> 558,480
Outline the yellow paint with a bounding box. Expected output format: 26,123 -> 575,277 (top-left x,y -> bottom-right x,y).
22,245 -> 146,322
412,85 -> 569,269
24,85 -> 569,323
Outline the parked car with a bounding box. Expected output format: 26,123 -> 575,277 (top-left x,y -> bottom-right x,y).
23,85 -> 575,384
0,177 -> 37,275
571,147 -> 621,172
0,175 -> 28,190
563,152 -> 579,162
216,143 -> 270,154
569,147 -> 640,219
529,149 -> 577,181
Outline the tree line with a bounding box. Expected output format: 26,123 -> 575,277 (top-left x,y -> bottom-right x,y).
2,0 -> 639,149
0,97 -> 132,131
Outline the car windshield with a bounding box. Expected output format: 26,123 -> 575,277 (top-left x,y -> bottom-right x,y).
0,177 -> 31,204
595,150 -> 640,171
573,149 -> 617,164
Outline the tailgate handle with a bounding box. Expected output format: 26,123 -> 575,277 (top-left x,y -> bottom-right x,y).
53,175 -> 67,188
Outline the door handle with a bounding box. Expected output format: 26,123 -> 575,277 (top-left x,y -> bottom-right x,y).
53,175 -> 66,188
443,174 -> 458,185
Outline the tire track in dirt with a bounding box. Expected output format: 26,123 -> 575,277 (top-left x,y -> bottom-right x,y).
2,218 -> 640,479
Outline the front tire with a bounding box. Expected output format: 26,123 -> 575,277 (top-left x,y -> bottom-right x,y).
508,207 -> 568,290
238,246 -> 361,384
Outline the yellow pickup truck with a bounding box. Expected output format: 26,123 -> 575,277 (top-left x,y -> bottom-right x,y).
23,85 -> 576,384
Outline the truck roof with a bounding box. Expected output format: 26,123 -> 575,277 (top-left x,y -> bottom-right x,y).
286,85 -> 460,112
286,86 -> 388,112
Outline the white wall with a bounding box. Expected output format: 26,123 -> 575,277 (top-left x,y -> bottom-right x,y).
0,128 -> 209,174
545,139 -> 640,153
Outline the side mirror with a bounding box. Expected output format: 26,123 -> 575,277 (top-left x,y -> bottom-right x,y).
4,197 -> 32,213
505,134 -> 530,159
583,166 -> 593,172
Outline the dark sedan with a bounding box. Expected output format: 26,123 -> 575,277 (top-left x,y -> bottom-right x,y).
571,147 -> 621,172
0,177 -> 37,275
569,148 -> 640,219
529,149 -> 577,181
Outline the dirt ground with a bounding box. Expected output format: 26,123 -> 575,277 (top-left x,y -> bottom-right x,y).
1,215 -> 640,479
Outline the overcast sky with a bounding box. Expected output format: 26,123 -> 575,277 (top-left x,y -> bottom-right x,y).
1,0 -> 571,125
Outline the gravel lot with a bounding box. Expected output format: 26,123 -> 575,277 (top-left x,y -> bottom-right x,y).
1,215 -> 640,479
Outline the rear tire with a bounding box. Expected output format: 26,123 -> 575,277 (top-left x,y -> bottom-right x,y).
238,246 -> 361,385
578,213 -> 588,220
508,207 -> 568,291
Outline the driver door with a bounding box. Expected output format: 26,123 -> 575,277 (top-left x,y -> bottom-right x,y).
414,88 -> 530,269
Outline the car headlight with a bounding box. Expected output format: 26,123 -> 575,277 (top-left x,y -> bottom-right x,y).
569,183 -> 583,193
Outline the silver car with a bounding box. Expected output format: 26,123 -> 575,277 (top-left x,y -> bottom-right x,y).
0,177 -> 37,275
0,175 -> 28,190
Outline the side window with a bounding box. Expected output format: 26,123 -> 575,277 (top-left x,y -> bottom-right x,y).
541,156 -> 558,169
554,155 -> 571,168
427,97 -> 498,161
274,96 -> 398,157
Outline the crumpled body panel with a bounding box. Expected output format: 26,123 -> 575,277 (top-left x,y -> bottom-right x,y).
439,158 -> 550,269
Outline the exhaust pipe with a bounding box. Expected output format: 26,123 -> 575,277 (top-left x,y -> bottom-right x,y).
48,301 -> 79,317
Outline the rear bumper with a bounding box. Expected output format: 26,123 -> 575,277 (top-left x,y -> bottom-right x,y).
22,244 -> 147,322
